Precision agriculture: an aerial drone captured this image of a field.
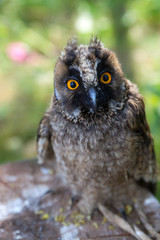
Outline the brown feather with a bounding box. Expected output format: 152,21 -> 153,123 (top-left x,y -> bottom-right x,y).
37,38 -> 157,213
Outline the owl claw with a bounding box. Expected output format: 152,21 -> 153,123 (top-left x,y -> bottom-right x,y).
91,207 -> 100,220
40,189 -> 55,200
71,195 -> 80,208
120,208 -> 127,221
37,188 -> 55,207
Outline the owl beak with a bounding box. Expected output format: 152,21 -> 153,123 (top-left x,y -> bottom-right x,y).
88,87 -> 97,113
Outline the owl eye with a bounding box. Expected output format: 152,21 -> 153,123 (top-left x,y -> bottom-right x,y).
100,72 -> 111,84
67,79 -> 79,90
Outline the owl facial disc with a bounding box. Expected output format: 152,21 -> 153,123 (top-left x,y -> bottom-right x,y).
54,38 -> 127,122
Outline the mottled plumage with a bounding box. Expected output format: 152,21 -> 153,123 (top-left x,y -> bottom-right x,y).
37,38 -> 156,213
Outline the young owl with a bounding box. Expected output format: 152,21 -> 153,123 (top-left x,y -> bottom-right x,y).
37,38 -> 156,214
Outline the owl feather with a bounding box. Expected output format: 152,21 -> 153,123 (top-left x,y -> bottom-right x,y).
37,38 -> 156,214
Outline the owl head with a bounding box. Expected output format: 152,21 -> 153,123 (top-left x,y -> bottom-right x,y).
53,38 -> 127,122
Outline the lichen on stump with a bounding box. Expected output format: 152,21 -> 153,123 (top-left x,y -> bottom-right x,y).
0,159 -> 159,240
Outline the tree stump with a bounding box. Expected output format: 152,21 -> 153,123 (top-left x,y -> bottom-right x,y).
0,159 -> 159,240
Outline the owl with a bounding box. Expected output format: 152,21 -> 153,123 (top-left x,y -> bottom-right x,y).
37,38 -> 156,214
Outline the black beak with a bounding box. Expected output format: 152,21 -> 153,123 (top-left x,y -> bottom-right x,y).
88,87 -> 97,113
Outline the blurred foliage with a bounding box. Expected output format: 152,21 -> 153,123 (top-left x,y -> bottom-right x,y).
0,0 -> 160,195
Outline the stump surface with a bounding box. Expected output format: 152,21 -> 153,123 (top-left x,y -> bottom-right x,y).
0,159 -> 159,240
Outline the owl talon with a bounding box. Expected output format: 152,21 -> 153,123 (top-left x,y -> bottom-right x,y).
120,208 -> 127,221
42,189 -> 55,198
71,195 -> 80,208
38,189 -> 55,206
91,208 -> 100,220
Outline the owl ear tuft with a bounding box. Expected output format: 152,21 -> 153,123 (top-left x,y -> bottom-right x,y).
60,37 -> 78,66
89,36 -> 109,60
63,51 -> 77,66
89,36 -> 103,51
66,37 -> 78,52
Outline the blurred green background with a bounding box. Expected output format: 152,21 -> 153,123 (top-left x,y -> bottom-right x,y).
0,0 -> 160,195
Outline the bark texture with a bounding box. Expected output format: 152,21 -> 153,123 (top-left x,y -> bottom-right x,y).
0,159 -> 159,240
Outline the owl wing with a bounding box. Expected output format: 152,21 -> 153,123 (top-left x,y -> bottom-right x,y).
37,114 -> 54,164
126,80 -> 157,193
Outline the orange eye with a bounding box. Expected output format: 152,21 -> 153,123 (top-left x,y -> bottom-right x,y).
67,79 -> 79,90
100,72 -> 111,84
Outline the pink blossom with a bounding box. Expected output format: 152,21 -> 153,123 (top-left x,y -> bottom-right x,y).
7,42 -> 30,63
